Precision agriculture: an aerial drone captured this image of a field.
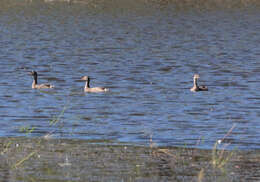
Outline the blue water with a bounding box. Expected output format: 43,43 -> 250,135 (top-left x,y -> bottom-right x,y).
0,0 -> 260,149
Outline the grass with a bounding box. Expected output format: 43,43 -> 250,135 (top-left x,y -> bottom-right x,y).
148,124 -> 238,182
0,135 -> 258,181
212,124 -> 236,171
0,108 -> 254,181
12,103 -> 68,169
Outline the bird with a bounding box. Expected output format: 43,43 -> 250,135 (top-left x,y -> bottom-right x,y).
190,74 -> 208,92
81,76 -> 109,93
30,71 -> 54,89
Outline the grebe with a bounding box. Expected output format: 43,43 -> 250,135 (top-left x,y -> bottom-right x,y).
190,74 -> 208,92
30,71 -> 54,89
81,76 -> 109,93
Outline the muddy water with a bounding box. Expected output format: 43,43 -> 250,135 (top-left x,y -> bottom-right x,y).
0,0 -> 260,149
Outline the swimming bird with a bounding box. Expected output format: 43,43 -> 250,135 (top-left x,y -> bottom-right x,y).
81,76 -> 109,93
30,71 -> 54,89
190,74 -> 208,92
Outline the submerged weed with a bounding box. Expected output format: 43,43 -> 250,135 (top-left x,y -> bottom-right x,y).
19,126 -> 35,135
50,104 -> 67,126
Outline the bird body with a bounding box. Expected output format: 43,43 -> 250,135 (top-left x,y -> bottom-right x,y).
190,74 -> 208,92
30,71 -> 54,89
81,76 -> 108,93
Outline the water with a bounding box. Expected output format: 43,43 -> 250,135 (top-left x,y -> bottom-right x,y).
0,0 -> 260,149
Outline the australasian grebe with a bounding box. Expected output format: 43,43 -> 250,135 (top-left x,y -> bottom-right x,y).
190,74 -> 208,92
81,76 -> 109,93
30,71 -> 54,89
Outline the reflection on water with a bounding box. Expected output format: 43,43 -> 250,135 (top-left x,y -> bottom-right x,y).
0,0 -> 260,149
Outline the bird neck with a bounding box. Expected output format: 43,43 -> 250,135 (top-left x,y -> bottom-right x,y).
193,78 -> 198,87
32,75 -> 37,88
85,79 -> 90,89
33,75 -> 38,85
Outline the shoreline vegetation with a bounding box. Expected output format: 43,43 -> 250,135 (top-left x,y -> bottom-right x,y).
2,0 -> 260,9
0,137 -> 260,181
1,116 -> 258,181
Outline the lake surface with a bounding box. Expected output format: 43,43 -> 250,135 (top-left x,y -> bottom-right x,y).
0,0 -> 259,149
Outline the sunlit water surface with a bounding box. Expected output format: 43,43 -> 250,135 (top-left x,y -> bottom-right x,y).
0,0 -> 260,149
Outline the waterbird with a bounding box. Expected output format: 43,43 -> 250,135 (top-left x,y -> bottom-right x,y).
81,76 -> 109,93
190,74 -> 208,92
30,71 -> 54,89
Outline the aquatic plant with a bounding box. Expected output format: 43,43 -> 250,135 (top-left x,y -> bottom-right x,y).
11,103 -> 69,169
212,124 -> 236,171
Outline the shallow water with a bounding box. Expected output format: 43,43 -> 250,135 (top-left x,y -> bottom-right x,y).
0,0 -> 260,149
2,137 -> 260,182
